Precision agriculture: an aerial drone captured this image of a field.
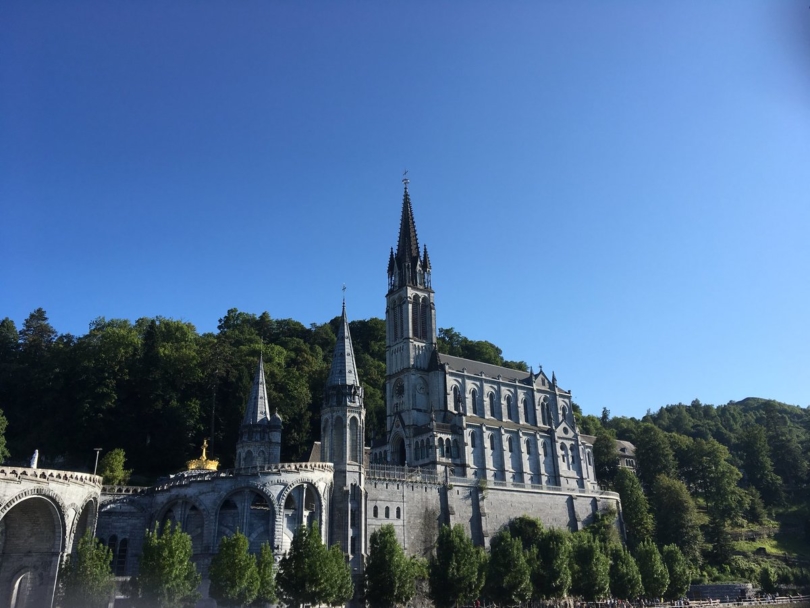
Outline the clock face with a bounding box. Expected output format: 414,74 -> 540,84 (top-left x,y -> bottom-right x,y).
395,380 -> 405,396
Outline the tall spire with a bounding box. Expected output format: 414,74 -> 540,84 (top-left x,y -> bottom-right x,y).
243,355 -> 271,425
327,300 -> 360,387
396,184 -> 420,262
389,177 -> 429,290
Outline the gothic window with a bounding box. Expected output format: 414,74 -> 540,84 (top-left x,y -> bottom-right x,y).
373,506 -> 378,518
411,296 -> 419,339
561,406 -> 568,422
560,443 -> 567,463
334,416 -> 345,463
489,393 -> 496,417
508,437 -> 513,453
420,296 -> 428,339
570,444 -> 576,464
470,432 -> 476,449
438,440 -> 445,457
445,439 -> 452,459
107,535 -> 118,555
385,506 -> 390,519
523,398 -> 530,424
321,419 -> 331,462
452,386 -> 460,412
452,439 -> 459,458
396,507 -> 401,519
470,389 -> 478,416
587,451 -> 593,466
394,298 -> 403,340
506,395 -> 513,421
526,440 -> 531,455
115,539 -> 128,575
490,434 -> 495,450
542,441 -> 547,456
349,417 -> 359,463
541,402 -> 548,426
350,509 -> 357,528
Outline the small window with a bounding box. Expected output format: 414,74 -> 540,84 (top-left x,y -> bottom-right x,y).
490,434 -> 495,450
445,439 -> 452,458
489,393 -> 496,417
526,440 -> 531,455
470,433 -> 476,449
452,386 -> 461,411
523,398 -> 530,424
373,506 -> 378,518
350,536 -> 356,554
587,451 -> 593,466
471,389 -> 478,416
506,395 -> 513,421
396,507 -> 401,519
385,506 -> 390,519
508,437 -> 513,453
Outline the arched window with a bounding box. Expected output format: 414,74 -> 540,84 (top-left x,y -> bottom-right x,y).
541,402 -> 548,426
506,395 -> 513,421
452,386 -> 460,412
385,506 -> 390,519
412,296 -> 420,339
587,451 -> 593,466
445,439 -> 452,459
560,443 -> 567,463
393,301 -> 401,340
490,434 -> 495,450
115,539 -> 128,575
452,439 -> 459,458
542,441 -> 547,456
523,398 -> 530,424
438,440 -> 445,457
396,507 -> 401,519
562,406 -> 568,422
570,444 -> 576,464
470,389 -> 478,416
470,432 -> 476,449
373,506 -> 379,518
349,417 -> 359,463
489,393 -> 496,417
420,296 -> 429,340
508,437 -> 513,453
526,440 -> 531,455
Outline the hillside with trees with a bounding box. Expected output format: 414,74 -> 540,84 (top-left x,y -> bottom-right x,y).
1,307 -> 809,592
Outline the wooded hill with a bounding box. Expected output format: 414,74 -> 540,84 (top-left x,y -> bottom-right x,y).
1,308 -> 809,584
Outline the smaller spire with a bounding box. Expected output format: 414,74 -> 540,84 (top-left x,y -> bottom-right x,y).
387,247 -> 395,275
552,371 -> 557,386
326,300 -> 360,387
422,244 -> 431,271
243,355 -> 271,425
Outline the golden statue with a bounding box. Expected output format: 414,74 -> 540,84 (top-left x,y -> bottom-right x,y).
186,438 -> 219,471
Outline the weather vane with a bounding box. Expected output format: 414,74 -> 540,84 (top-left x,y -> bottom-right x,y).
402,169 -> 409,188
342,284 -> 346,304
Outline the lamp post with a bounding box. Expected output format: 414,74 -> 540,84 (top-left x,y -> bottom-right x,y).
93,448 -> 103,476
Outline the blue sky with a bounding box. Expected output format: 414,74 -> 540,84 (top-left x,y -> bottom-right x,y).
2,2 -> 808,418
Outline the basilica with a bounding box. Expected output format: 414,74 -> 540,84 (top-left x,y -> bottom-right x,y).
94,181 -> 621,588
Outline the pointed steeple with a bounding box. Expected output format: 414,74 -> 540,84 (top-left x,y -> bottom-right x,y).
422,244 -> 431,272
326,301 -> 360,388
396,185 -> 420,262
387,247 -> 396,275
243,355 -> 271,425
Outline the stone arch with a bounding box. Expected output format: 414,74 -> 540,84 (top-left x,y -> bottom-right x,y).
214,488 -> 277,553
156,497 -> 208,555
0,492 -> 66,608
69,497 -> 98,554
278,480 -> 324,553
244,449 -> 255,468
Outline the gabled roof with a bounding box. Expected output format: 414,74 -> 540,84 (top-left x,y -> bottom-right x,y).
243,355 -> 271,425
437,353 -> 532,383
326,301 -> 360,388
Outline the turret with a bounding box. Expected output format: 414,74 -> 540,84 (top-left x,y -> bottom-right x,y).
236,355 -> 281,468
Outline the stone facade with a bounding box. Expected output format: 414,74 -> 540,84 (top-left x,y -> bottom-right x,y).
0,466 -> 101,608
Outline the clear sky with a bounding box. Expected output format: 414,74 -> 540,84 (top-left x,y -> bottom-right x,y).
2,2 -> 808,419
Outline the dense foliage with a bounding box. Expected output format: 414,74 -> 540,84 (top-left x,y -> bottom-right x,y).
132,523 -> 201,608
208,532 -> 260,607
365,524 -> 419,608
58,531 -> 115,608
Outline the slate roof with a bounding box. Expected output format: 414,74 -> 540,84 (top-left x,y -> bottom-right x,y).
437,353 -> 533,382
326,302 -> 359,388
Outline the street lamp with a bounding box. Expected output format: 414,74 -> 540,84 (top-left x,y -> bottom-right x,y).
93,448 -> 103,476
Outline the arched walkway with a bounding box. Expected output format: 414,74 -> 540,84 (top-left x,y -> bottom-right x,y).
214,489 -> 275,554
0,495 -> 64,608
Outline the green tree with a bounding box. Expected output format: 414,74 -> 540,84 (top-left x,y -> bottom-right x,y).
635,540 -> 669,600
277,523 -> 326,607
536,528 -> 572,599
570,534 -> 610,601
614,468 -> 654,550
97,448 -> 132,485
322,544 -> 354,607
759,564 -> 778,595
365,525 -> 417,608
740,425 -> 783,505
0,407 -> 9,462
634,424 -> 677,492
609,546 -> 643,601
59,531 -> 115,608
661,544 -> 690,600
429,525 -> 486,608
133,523 -> 201,608
209,532 -> 259,607
255,542 -> 276,606
651,475 -> 703,563
506,515 -> 544,551
690,438 -> 744,524
594,429 -> 620,487
485,530 -> 532,606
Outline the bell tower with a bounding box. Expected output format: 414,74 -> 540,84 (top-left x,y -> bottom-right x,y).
322,299 -> 365,567
384,178 -> 437,463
